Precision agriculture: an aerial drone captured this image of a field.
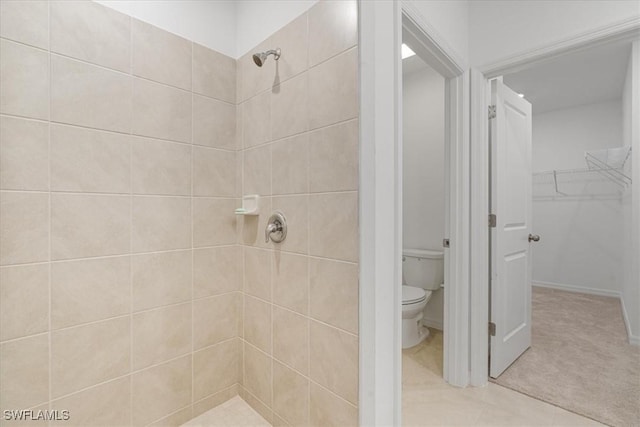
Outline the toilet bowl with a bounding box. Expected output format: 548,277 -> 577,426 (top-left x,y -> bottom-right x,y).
401,248 -> 444,349
402,285 -> 432,349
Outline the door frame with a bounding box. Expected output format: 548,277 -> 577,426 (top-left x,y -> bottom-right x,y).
468,16 -> 640,385
359,1 -> 469,425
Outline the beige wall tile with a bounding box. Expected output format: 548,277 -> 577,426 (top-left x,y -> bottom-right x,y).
273,306 -> 308,375
194,246 -> 241,298
242,91 -> 271,148
193,146 -> 236,197
271,72 -> 308,140
132,355 -> 192,426
0,191 -> 49,266
271,133 -> 308,196
194,293 -> 241,350
0,265 -> 49,341
0,116 -> 49,191
133,78 -> 191,143
0,0 -> 48,49
308,48 -> 358,130
193,198 -> 237,247
309,119 -> 358,192
310,258 -> 358,334
271,195 -> 308,254
52,256 -> 130,330
132,196 -> 191,252
193,95 -> 236,150
51,54 -> 131,133
0,334 -> 49,410
0,40 -> 49,120
272,252 -> 308,315
192,384 -> 238,418
273,361 -> 309,426
308,0 -> 358,67
272,195 -> 313,254
309,192 -> 358,262
239,40 -> 276,103
51,317 -> 130,398
149,405 -> 193,427
132,137 -> 191,196
243,342 -> 272,407
240,386 -> 274,424
244,247 -> 271,301
271,13 -> 308,83
51,1 -> 130,73
193,339 -> 240,401
51,194 -> 130,260
244,295 -> 272,354
133,19 -> 191,90
310,321 -> 358,404
50,377 -> 131,427
132,250 -> 192,312
243,144 -> 271,196
132,302 -> 191,370
309,382 -> 358,427
193,43 -> 236,103
51,124 -> 131,193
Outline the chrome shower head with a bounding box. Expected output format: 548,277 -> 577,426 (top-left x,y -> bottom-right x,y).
252,48 -> 281,67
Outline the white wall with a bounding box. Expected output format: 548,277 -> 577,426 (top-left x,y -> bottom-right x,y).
469,0 -> 640,67
235,0 -> 318,57
97,0 -> 319,58
532,100 -> 625,294
621,41 -> 640,344
404,0 -> 469,67
96,0 -> 237,57
402,63 -> 445,328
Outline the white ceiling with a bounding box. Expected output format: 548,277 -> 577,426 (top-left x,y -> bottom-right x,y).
504,41 -> 632,114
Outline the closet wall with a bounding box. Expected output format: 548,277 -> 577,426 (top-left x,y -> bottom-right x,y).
532,100 -> 625,295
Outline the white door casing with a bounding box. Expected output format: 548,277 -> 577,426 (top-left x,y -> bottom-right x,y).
489,79 -> 533,378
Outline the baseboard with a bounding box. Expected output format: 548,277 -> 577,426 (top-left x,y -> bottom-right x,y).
422,318 -> 443,331
620,298 -> 640,346
533,281 -> 620,298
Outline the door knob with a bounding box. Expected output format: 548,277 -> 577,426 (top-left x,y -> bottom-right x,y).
265,211 -> 287,243
528,234 -> 540,242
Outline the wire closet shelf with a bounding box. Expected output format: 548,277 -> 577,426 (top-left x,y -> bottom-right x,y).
533,146 -> 632,198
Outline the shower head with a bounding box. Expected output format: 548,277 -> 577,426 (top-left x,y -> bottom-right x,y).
252,48 -> 281,67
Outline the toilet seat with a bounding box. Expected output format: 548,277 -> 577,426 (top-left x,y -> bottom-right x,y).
402,285 -> 428,305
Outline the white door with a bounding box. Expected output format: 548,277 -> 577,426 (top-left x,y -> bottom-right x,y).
489,79 -> 534,378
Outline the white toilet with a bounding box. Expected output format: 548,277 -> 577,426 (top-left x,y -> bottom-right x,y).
402,248 -> 444,349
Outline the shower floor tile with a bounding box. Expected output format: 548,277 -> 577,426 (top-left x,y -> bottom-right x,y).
182,396 -> 271,427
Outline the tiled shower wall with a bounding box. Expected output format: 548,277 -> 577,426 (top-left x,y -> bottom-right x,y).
0,1 -> 241,426
236,1 -> 359,425
0,0 -> 359,426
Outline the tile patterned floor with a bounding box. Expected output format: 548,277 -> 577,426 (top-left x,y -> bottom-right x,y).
182,396 -> 270,427
184,328 -> 604,427
402,328 -> 605,426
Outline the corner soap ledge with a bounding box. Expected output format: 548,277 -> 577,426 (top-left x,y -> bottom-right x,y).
235,194 -> 259,216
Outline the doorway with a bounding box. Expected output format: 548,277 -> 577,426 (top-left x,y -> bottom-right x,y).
487,40 -> 639,426
400,41 -> 447,387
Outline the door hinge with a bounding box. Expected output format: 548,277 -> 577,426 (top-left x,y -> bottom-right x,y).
489,322 -> 496,336
488,105 -> 496,119
442,238 -> 450,248
489,214 -> 496,228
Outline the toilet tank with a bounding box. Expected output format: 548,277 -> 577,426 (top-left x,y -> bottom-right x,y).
402,248 -> 444,291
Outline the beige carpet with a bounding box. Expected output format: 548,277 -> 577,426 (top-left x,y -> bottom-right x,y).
492,287 -> 640,427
